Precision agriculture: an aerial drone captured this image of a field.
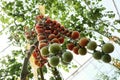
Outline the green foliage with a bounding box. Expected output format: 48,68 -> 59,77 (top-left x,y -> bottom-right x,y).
0,55 -> 22,80
96,70 -> 120,80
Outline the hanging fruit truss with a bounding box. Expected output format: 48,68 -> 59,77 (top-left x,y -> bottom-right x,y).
34,14 -> 114,66
20,7 -> 115,80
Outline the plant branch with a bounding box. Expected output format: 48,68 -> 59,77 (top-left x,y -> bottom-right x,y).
51,67 -> 63,80
20,41 -> 39,80
38,67 -> 45,80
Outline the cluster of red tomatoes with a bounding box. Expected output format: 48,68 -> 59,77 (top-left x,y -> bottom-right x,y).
25,15 -> 114,68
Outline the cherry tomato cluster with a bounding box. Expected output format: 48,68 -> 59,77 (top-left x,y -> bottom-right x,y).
27,15 -> 115,68
32,47 -> 47,67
